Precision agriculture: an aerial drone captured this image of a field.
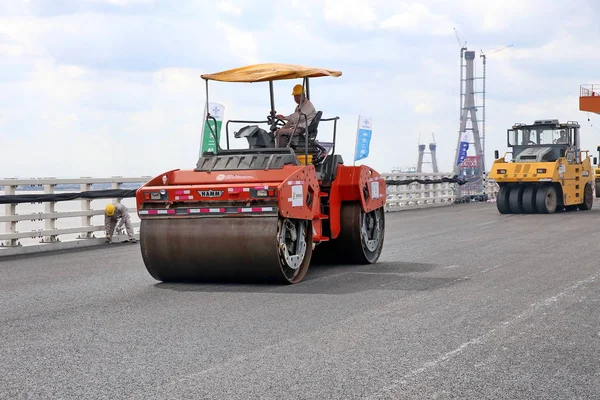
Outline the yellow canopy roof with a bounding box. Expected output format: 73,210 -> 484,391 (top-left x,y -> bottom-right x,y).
200,63 -> 342,83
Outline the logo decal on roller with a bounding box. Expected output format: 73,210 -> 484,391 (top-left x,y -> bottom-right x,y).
198,190 -> 223,198
215,173 -> 254,181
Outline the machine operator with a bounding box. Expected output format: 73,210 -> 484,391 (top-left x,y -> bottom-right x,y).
104,203 -> 137,243
274,84 -> 316,147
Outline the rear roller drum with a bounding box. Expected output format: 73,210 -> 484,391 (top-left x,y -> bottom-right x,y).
535,185 -> 558,214
337,202 -> 385,264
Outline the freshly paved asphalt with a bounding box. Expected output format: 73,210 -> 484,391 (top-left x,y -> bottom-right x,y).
1,202 -> 599,399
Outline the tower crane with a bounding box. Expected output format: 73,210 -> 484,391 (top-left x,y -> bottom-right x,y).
454,28 -> 467,50
480,44 -> 514,61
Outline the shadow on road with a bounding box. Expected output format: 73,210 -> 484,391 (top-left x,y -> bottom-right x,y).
152,261 -> 459,295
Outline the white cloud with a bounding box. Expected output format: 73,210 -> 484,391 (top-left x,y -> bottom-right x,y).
0,0 -> 599,179
217,1 -> 242,15
323,0 -> 378,30
84,0 -> 155,5
216,21 -> 259,65
380,3 -> 454,35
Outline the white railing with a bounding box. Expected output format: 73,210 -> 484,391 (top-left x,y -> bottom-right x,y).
382,172 -> 457,211
381,172 -> 499,211
0,173 -> 499,256
0,176 -> 151,255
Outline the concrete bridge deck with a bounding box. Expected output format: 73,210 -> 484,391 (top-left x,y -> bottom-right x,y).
1,202 -> 599,399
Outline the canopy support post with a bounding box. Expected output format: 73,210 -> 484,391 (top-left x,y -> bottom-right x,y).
269,81 -> 276,117
305,77 -> 310,100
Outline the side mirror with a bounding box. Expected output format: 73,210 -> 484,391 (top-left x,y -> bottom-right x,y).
494,150 -> 499,159
594,157 -> 598,165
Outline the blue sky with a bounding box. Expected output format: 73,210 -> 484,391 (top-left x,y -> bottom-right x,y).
1,0 -> 600,178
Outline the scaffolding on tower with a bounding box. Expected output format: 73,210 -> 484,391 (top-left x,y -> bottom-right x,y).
452,28 -> 512,201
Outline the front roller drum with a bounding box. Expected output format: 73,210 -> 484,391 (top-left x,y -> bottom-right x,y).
139,216 -> 313,284
313,202 -> 385,265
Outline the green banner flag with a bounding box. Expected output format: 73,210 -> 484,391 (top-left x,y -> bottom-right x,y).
200,102 -> 225,154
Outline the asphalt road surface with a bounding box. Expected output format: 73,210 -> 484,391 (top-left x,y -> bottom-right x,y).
1,202 -> 599,399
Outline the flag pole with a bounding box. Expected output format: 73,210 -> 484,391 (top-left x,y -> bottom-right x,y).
353,115 -> 360,167
199,101 -> 208,158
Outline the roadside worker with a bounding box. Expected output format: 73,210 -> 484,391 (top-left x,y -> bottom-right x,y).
274,84 -> 316,147
104,203 -> 137,243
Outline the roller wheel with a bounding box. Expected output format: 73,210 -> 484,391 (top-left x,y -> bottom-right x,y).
336,202 -> 385,264
508,186 -> 525,213
139,216 -> 313,284
276,218 -> 313,283
496,186 -> 511,214
535,185 -> 558,214
521,186 -> 537,213
579,182 -> 593,210
595,180 -> 600,198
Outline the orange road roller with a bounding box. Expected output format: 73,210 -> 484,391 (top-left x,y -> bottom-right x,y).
135,63 -> 386,284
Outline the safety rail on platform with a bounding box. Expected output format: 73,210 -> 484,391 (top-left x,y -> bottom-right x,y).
580,84 -> 600,97
0,177 -> 150,251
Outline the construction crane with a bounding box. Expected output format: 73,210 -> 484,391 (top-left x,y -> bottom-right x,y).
454,27 -> 467,49
480,45 -> 514,59
479,44 -> 514,172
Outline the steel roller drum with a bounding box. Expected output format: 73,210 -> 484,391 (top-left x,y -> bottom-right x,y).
139,216 -> 311,284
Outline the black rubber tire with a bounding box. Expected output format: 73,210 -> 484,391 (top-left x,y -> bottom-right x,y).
508,186 -> 525,213
336,202 -> 385,264
522,186 -> 537,214
535,185 -> 558,214
579,182 -> 594,210
595,180 -> 600,198
496,186 -> 511,214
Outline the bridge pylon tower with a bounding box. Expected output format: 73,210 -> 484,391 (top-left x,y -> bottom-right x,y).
416,133 -> 439,173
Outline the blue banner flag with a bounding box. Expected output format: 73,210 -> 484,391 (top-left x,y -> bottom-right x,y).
456,131 -> 469,165
354,115 -> 372,162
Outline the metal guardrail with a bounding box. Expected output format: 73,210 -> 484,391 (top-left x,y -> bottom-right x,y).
0,174 -> 500,255
382,172 -> 457,210
0,177 -> 150,249
580,84 -> 600,97
382,172 -> 499,211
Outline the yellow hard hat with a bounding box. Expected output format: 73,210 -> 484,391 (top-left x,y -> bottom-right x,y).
292,84 -> 304,96
105,204 -> 115,216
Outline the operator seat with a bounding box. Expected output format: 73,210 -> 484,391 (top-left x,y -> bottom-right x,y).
289,111 -> 327,164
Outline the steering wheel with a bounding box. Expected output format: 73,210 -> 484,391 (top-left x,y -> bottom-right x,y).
267,115 -> 286,131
